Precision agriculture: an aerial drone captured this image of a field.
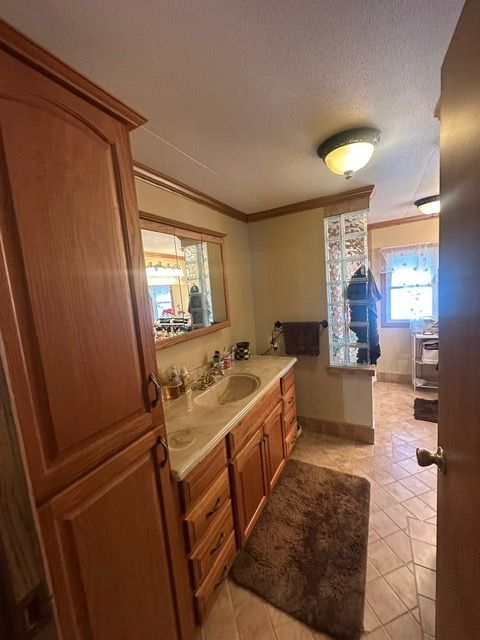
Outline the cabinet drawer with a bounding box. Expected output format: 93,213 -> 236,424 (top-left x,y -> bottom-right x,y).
194,531 -> 236,624
283,384 -> 296,415
178,440 -> 227,512
284,405 -> 297,441
184,469 -> 230,550
281,368 -> 295,395
189,500 -> 234,588
227,381 -> 281,457
285,423 -> 298,456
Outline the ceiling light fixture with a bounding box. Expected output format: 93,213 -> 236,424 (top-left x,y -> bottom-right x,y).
414,195 -> 440,215
317,127 -> 381,180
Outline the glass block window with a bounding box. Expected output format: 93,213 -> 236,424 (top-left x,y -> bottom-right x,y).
324,210 -> 369,367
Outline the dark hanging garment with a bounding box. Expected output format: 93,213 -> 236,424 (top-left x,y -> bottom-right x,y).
346,267 -> 382,365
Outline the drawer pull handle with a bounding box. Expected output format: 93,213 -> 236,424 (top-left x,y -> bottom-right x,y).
214,565 -> 230,589
149,373 -> 161,408
209,532 -> 226,555
157,435 -> 169,468
206,497 -> 222,518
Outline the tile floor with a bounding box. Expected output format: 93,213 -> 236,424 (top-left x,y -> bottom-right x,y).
200,381 -> 438,640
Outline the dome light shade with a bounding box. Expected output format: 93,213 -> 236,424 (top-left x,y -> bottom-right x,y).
317,127 -> 381,179
414,195 -> 440,215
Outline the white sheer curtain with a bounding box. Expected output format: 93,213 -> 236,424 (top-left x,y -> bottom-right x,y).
380,243 -> 439,280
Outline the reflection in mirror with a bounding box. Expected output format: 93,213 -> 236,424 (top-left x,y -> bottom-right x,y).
140,223 -> 228,347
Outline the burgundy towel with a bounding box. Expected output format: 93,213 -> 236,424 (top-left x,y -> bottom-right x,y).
283,322 -> 320,356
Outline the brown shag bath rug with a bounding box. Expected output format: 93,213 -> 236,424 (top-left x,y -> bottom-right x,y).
414,398 -> 438,423
231,459 -> 370,640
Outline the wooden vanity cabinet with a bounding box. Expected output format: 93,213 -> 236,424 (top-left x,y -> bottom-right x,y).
229,372 -> 297,548
264,401 -> 286,490
38,428 -> 178,640
177,440 -> 236,625
0,23 -> 183,640
229,426 -> 269,546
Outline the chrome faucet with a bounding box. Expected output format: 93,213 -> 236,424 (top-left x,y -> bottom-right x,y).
198,364 -> 225,389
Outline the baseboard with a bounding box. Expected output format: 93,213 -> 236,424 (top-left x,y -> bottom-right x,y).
298,416 -> 374,445
376,372 -> 411,385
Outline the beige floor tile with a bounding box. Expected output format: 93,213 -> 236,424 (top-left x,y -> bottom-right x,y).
397,458 -> 421,474
362,628 -> 390,639
384,565 -> 418,609
418,596 -> 436,636
383,503 -> 413,530
364,602 -> 382,633
370,486 -> 398,510
383,530 -> 413,563
383,481 -> 415,502
411,607 -> 420,623
366,558 -> 381,583
202,583 -> 239,640
427,514 -> 437,525
370,510 -> 400,537
385,463 -> 411,480
385,611 -> 422,639
369,528 -> 381,544
369,499 -> 382,514
265,602 -> 295,629
368,467 -> 396,486
402,496 -> 436,520
411,539 -> 437,570
414,470 -> 437,490
274,619 -> 315,640
368,539 -> 404,575
365,577 -> 408,625
398,475 -> 430,495
228,579 -> 252,608
415,565 -> 436,600
392,442 -> 418,458
408,518 -> 437,546
419,489 -> 437,511
233,590 -> 276,640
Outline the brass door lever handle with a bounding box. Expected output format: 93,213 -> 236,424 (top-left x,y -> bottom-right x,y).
416,446 -> 446,474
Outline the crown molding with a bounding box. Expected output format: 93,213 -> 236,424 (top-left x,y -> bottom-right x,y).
133,162 -> 248,223
0,19 -> 146,129
368,213 -> 439,231
134,161 -> 375,224
246,185 -> 375,222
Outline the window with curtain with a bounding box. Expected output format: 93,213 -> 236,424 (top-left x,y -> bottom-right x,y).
380,243 -> 439,327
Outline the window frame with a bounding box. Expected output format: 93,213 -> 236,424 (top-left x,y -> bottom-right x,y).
381,261 -> 437,329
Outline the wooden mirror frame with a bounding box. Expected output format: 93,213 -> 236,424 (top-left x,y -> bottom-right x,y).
139,212 -> 231,350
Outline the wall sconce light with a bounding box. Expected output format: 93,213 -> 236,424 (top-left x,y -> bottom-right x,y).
414,195 -> 440,215
317,127 -> 381,179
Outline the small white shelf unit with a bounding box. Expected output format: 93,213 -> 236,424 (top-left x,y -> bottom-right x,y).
411,333 -> 439,391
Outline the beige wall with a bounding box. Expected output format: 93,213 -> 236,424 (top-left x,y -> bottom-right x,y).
248,203 -> 374,428
370,217 -> 439,376
135,178 -> 256,380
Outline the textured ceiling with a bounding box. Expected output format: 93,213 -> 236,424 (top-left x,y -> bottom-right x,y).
0,1 -> 464,222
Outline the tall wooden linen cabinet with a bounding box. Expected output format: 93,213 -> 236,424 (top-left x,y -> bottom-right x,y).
0,22 -> 183,640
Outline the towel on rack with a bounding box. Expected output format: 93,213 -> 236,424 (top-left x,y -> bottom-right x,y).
282,322 -> 321,356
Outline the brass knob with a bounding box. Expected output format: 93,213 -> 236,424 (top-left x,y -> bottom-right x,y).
416,446 -> 446,474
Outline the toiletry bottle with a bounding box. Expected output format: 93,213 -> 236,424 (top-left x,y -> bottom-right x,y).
213,350 -> 221,366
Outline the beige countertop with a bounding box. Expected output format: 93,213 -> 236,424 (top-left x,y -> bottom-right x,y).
164,355 -> 296,481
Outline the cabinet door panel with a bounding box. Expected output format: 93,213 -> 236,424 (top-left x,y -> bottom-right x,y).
264,402 -> 286,490
230,428 -> 268,546
0,55 -> 160,500
38,429 -> 178,640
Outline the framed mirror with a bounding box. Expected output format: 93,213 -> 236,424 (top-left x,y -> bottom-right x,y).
140,213 -> 230,349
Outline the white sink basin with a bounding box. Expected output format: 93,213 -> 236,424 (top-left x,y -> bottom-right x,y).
194,374 -> 260,407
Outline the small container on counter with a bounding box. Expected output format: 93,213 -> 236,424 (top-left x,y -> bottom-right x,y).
235,341 -> 250,360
